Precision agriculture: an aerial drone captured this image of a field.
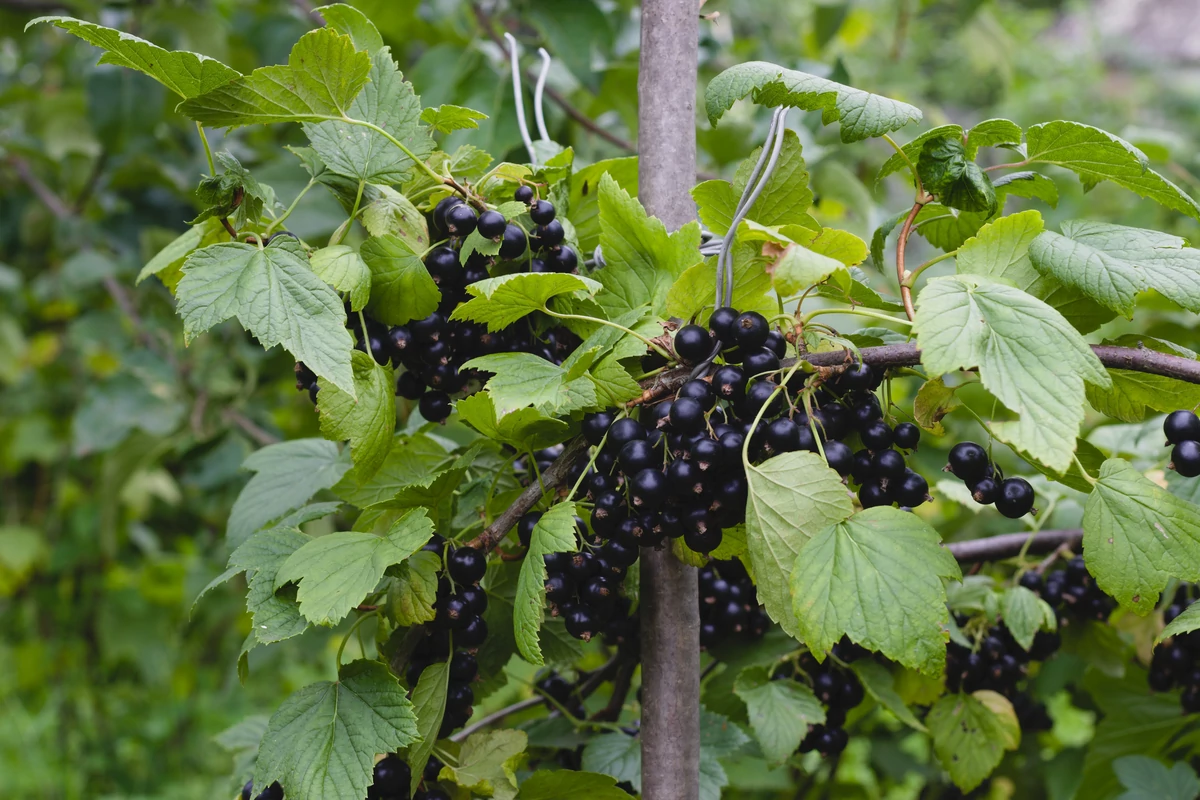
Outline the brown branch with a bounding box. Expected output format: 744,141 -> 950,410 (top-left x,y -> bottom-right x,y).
946,529 -> 1083,564
896,196 -> 928,321
8,155 -> 70,218
221,409 -> 281,446
592,659 -> 636,723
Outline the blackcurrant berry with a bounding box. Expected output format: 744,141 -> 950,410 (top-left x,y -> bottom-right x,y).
893,422 -> 920,450
948,442 -> 990,482
812,404 -> 852,442
823,440 -> 855,476
859,421 -> 894,452
709,307 -> 740,345
242,781 -> 253,800
677,379 -> 716,410
859,481 -> 891,508
456,616 -> 488,648
388,325 -> 414,358
742,347 -> 781,378
582,576 -> 616,615
689,437 -> 723,473
537,220 -> 565,247
674,324 -> 714,363
601,539 -> 639,568
545,573 -> 574,605
476,209 -> 507,239
995,478 -> 1035,518
850,395 -> 882,428
371,755 -> 410,795
530,199 -> 556,225
893,470 -> 929,508
970,476 -> 1000,505
1172,440 -> 1200,478
871,449 -> 906,481
619,439 -> 657,474
1018,571 -> 1043,593
445,203 -> 478,236
552,246 -> 578,272
630,468 -> 668,510
712,365 -> 746,402
684,513 -> 723,553
446,680 -> 474,713
419,390 -> 452,422
764,330 -> 787,359
766,418 -> 803,453
563,603 -> 598,640
411,312 -> 446,343
1165,410 -> 1200,445
517,512 -> 542,548
514,185 -> 534,204
432,195 -> 464,233
582,411 -> 615,445
498,224 -> 527,259
447,547 -> 487,584
666,458 -> 705,498
459,585 -> 487,615
607,418 -> 646,449
740,379 -> 783,418
669,397 -> 707,435
734,311 -> 770,349
838,362 -> 878,392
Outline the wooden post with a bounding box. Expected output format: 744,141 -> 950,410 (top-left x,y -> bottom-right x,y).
637,2 -> 701,799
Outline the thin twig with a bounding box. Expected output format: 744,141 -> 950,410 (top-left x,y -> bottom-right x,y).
8,155 -> 70,218
592,659 -> 636,722
947,529 -> 1083,564
450,696 -> 544,742
72,150 -> 109,213
896,195 -> 929,321
222,409 -> 281,446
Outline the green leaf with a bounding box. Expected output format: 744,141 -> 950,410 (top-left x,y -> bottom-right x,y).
232,527 -> 311,646
304,47 -> 433,183
1114,756 -> 1200,800
452,273 -> 602,331
728,130 -> 815,231
332,434 -> 452,508
733,665 -> 825,765
1082,458 -> 1200,614
667,250 -> 775,321
177,239 -> 355,395
595,173 -> 703,317
876,124 -> 963,185
420,104 -> 488,133
361,187 -> 430,249
253,659 -> 419,800
913,275 -> 1110,472
768,241 -> 846,296
791,507 -> 960,674
1086,337 -> 1200,422
180,28 -> 372,129
310,245 -> 370,311
275,508 -> 433,625
137,218 -> 225,289
704,60 -> 923,142
28,16 -> 239,99
463,353 -> 598,418
913,203 -> 992,253
917,136 -> 997,214
1030,220 -> 1200,318
850,660 -> 925,731
405,660 -> 450,794
190,152 -> 269,228
520,770 -> 633,800
581,733 -> 641,790
993,170 -> 1059,207
1001,585 -> 1057,650
913,377 -> 960,436
440,730 -> 525,800
455,392 -> 571,452
1160,603 -> 1200,643
316,350 -> 395,480
316,3 -> 384,53
965,118 -> 1022,158
359,234 -> 441,326
569,156 -> 638,254
386,549 -> 440,626
514,502 -> 580,665
1024,121 -> 1200,221
744,451 -> 854,640
227,439 -> 350,547
927,691 -> 1021,791
805,227 -> 868,266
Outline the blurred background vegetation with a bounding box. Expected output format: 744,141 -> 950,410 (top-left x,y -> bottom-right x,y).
3,0 -> 1200,797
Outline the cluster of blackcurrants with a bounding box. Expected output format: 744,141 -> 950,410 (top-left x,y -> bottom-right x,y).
536,672 -> 589,719
945,616 -> 1059,733
405,540 -> 488,738
784,641 -> 869,758
240,781 -> 282,800
698,559 -> 769,649
1148,584 -> 1200,713
944,442 -> 1035,518
1019,557 -> 1114,625
1165,410 -> 1200,478
365,754 -> 449,800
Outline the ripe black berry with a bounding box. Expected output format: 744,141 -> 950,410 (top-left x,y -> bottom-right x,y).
607,418 -> 646,449
766,418 -> 803,453
823,440 -> 854,476
498,224 -> 527,259
476,209 -> 506,239
1165,410 -> 1200,444
552,246 -> 578,272
712,365 -> 746,401
859,481 -> 891,508
563,604 -> 598,640
630,468 -> 668,510
1018,571 -> 1043,593
582,411 -> 615,445
971,477 -> 1000,505
849,395 -> 882,429
743,347 -> 781,377
432,195 -> 463,233
995,478 -> 1035,518
709,306 -> 740,344
683,512 -> 723,553
1172,440 -> 1200,478
734,311 -> 770,349
536,220 -> 565,247
530,199 -> 556,225
837,363 -> 878,392
765,330 -> 787,359
545,573 -> 573,605
813,404 -> 851,442
419,390 -> 452,422
893,470 -> 929,508
948,442 -> 990,482
741,380 -> 783,418
669,397 -> 707,435
871,449 -> 906,481
517,512 -> 542,547
859,421 -> 894,452
445,203 -> 478,236
666,458 -> 704,498
674,324 -> 713,363
371,755 -> 410,795
514,185 -> 534,204
456,616 -> 488,648
448,547 -> 487,584
893,422 -> 920,450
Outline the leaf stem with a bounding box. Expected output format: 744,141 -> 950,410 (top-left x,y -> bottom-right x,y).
541,308 -> 671,360
1072,454 -> 1098,486
265,179 -> 316,236
196,122 -> 216,175
336,611 -> 377,668
896,194 -> 930,321
983,160 -> 1031,173
801,307 -> 913,327
881,133 -> 922,194
346,118 -> 442,183
902,249 -> 957,288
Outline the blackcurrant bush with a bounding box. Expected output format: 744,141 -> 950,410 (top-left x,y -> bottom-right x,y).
1165,410 -> 1200,445
674,324 -> 714,363
893,422 -> 920,450
893,470 -> 929,508
419,390 -> 452,422
734,311 -> 770,349
445,203 -> 478,236
948,442 -> 990,482
1172,440 -> 1200,478
709,306 -> 740,345
498,224 -> 527,259
970,476 -> 1000,505
530,199 -> 556,225
995,477 -> 1035,518
859,421 -> 894,451
448,547 -> 487,584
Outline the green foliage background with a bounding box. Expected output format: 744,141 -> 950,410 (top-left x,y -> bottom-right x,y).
4,0 -> 1200,798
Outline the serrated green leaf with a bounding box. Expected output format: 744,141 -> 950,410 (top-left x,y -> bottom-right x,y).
1114,755 -> 1200,800
304,47 -> 433,184
316,3 -> 384,53
791,507 -> 960,674
1001,585 -> 1057,650
440,730 -> 525,800
358,234 -> 441,326
231,526 -> 311,645
406,660 -> 450,794
180,28 -> 371,129
876,124 -> 963,185
28,16 -> 239,98
455,392 -> 571,452
667,249 -> 774,321
451,273 -> 602,331
913,376 -> 960,435
275,508 -> 433,625
965,119 -> 1022,158
254,659 -> 419,800
913,275 -> 1110,472
581,733 -> 641,790
917,136 -> 997,214
928,691 -> 1020,792
1160,604 -> 1200,644
332,434 -> 451,508
705,61 -> 922,142
361,186 -> 429,249
310,245 -> 371,310
993,170 -> 1059,207
463,353 -> 598,418
806,227 -> 868,266
729,130 -> 814,231
870,209 -> 908,269
850,660 -> 925,731
178,239 -> 355,395
386,549 -> 440,626
420,104 -> 488,133
514,503 -> 580,665
137,218 -> 226,290
692,179 -> 737,237
733,665 -> 825,765
1082,458 -> 1200,614
316,350 -> 394,480
189,152 -> 270,228
227,439 -> 350,547
1087,360 -> 1200,423
913,203 -> 991,253
768,241 -> 846,296
520,770 -> 632,800
1024,121 -> 1200,220
569,157 -> 638,254
744,451 -> 854,640
595,173 -> 703,316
